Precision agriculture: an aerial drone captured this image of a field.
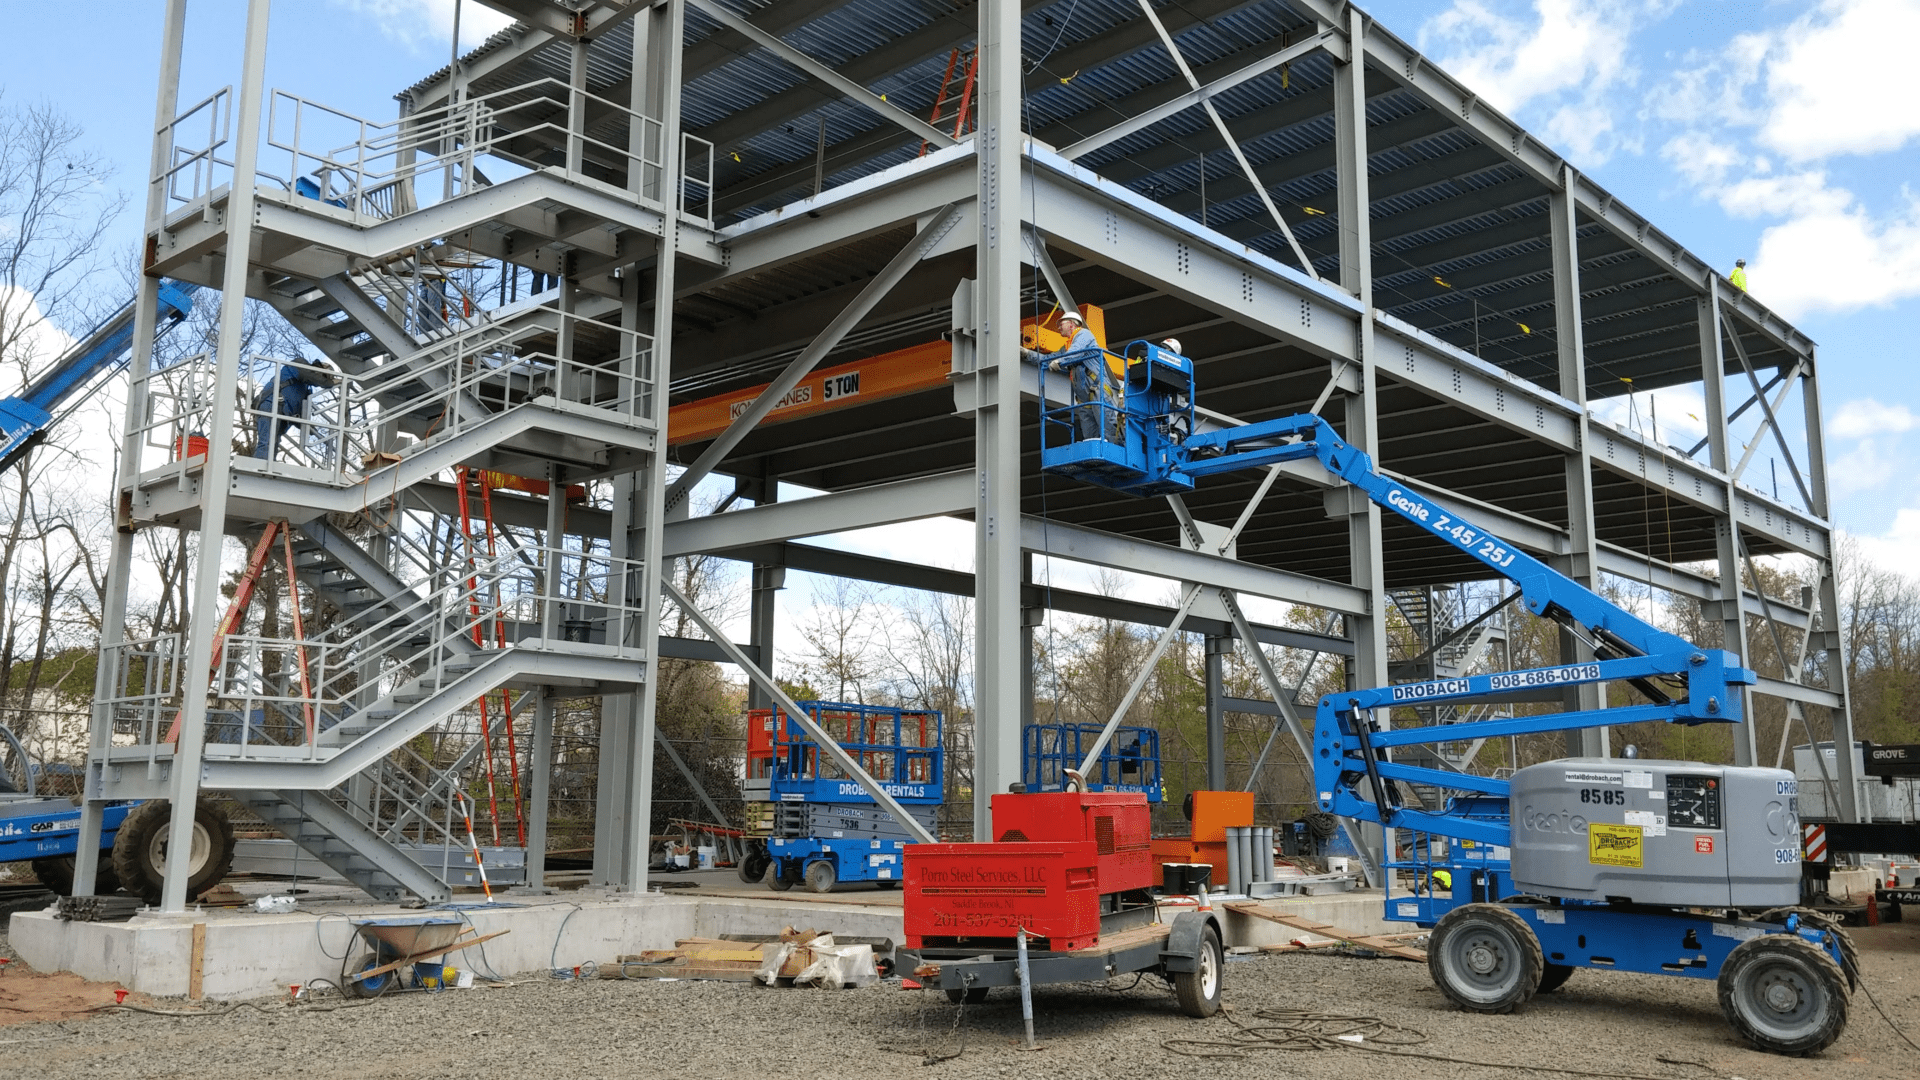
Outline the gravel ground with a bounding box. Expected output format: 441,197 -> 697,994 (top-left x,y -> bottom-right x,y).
5,922 -> 1916,1080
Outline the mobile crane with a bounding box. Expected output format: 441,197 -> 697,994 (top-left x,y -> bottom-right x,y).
1026,332 -> 1854,1054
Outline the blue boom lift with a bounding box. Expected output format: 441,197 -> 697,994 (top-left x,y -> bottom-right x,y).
1037,339 -> 1856,1054
0,280 -> 196,474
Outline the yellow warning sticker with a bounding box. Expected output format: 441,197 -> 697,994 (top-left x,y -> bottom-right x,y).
1589,823 -> 1644,868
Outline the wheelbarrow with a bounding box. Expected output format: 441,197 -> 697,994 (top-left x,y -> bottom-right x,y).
342,918 -> 510,998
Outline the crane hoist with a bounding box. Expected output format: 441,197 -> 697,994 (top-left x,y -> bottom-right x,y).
1032,334 -> 1855,1055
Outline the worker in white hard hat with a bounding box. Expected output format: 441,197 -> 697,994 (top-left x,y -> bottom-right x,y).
1025,309 -> 1120,443
1160,337 -> 1183,356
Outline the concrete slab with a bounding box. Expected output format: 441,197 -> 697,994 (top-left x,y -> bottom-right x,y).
8,888 -> 906,1001
8,878 -> 1404,1000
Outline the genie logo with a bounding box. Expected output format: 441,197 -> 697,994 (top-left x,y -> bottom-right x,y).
1521,806 -> 1588,834
1385,488 -> 1429,522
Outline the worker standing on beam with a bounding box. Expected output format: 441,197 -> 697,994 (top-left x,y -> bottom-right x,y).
1730,258 -> 1748,292
1027,309 -> 1122,444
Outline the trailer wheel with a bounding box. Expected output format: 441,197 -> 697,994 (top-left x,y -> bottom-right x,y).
30,853 -> 121,897
944,986 -> 989,1004
1174,924 -> 1223,1017
737,848 -> 771,885
1717,934 -> 1849,1055
1429,903 -> 1542,1013
767,861 -> 797,891
111,799 -> 235,904
1536,961 -> 1575,994
804,859 -> 838,894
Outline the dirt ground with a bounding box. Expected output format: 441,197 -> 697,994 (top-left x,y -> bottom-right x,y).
2,920 -> 1915,1080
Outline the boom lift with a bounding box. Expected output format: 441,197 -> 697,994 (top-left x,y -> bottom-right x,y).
1033,336 -> 1856,1054
0,281 -> 196,474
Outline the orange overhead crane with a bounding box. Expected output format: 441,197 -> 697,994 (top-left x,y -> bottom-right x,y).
666,305 -> 1107,447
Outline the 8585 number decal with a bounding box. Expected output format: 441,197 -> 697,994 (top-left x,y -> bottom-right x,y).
1579,788 -> 1626,806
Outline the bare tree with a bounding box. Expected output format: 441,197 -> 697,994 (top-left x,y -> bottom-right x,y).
0,96 -> 126,756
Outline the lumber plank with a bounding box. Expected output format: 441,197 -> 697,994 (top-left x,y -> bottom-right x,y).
1224,902 -> 1427,960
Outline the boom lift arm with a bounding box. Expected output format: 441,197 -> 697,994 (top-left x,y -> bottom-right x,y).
1033,343 -> 1753,845
1176,412 -> 1754,842
0,280 -> 196,474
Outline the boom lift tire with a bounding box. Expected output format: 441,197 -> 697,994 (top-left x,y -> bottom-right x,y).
737,848 -> 771,885
111,799 -> 235,904
767,861 -> 797,891
1174,925 -> 1224,1018
1536,962 -> 1576,994
804,859 -> 838,894
1717,934 -> 1849,1055
1429,903 -> 1542,1013
30,852 -> 120,897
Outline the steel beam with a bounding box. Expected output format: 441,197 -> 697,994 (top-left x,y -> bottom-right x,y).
1060,27 -> 1342,161
1022,517 -> 1369,615
686,0 -> 955,150
662,577 -> 936,843
663,471 -> 973,555
664,203 -> 962,510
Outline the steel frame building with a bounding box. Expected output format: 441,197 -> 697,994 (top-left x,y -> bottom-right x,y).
75,0 -> 1860,911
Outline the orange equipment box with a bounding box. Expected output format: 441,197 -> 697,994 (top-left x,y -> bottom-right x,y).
1153,791 -> 1254,888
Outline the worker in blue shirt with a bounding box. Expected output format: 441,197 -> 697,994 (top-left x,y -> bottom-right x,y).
1025,309 -> 1121,443
252,360 -> 335,459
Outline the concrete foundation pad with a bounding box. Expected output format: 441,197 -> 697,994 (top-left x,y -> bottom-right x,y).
8,885 -> 1402,1000
1217,889 -> 1403,948
8,890 -> 907,1001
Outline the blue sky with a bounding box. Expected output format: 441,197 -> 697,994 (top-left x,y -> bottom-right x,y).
6,0 -> 1914,573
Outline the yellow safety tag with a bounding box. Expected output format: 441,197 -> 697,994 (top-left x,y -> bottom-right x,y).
1588,823 -> 1644,868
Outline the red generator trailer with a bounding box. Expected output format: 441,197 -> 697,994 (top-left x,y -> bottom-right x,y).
901,789 -> 1225,1017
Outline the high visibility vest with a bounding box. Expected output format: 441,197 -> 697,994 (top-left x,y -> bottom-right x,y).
1730,266 -> 1747,291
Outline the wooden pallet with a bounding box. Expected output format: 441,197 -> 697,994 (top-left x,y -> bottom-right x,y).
1222,903 -> 1427,961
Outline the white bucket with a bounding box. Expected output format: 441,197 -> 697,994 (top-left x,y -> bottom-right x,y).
697,845 -> 717,869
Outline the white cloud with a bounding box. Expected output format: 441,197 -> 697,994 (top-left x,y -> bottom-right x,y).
0,286 -> 77,394
1421,0 -> 1660,162
1744,189 -> 1920,317
1755,0 -> 1920,162
1832,399 -> 1919,438
328,0 -> 513,53
1850,507 -> 1920,576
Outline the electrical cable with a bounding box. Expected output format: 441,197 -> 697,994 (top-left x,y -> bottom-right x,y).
1162,1002 -> 1714,1076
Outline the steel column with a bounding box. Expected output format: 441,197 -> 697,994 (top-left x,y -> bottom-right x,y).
1697,285 -> 1760,767
1799,352 -> 1861,820
972,0 -> 1025,837
1205,635 -> 1229,790
521,691 -> 554,893
1332,8 -> 1388,877
74,0 -> 192,898
158,0 -> 273,914
1551,168 -> 1607,759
